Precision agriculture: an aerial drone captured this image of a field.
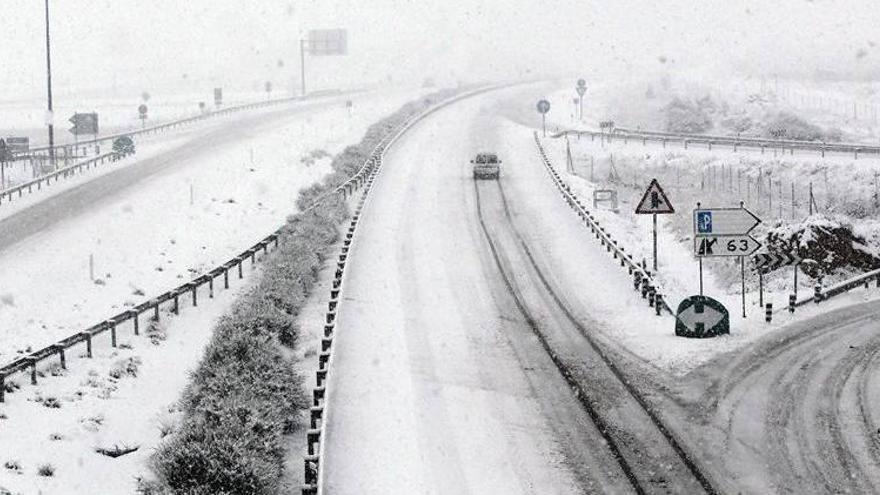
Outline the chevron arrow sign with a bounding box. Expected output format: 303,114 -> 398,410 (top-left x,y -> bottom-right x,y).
753,252 -> 803,273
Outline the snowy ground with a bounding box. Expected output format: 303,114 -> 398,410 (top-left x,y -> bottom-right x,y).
0,88 -> 426,493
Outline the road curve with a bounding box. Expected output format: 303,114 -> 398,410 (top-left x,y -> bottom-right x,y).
670,300 -> 880,494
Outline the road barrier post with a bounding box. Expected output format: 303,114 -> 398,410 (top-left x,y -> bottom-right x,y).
814,284 -> 822,303
765,303 -> 773,323
789,294 -> 795,313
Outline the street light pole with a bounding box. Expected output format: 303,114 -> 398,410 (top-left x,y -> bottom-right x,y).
44,0 -> 55,168
300,39 -> 307,96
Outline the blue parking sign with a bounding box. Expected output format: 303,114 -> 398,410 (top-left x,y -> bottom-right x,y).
697,211 -> 713,233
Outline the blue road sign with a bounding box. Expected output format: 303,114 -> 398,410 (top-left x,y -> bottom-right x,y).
697,211 -> 713,233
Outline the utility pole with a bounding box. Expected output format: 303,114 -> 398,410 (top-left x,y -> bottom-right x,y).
44,0 -> 55,169
300,38 -> 307,96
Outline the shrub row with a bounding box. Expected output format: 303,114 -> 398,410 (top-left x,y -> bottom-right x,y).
144,88 -> 459,494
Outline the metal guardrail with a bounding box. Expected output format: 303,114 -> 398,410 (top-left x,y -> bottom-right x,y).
0,150 -> 128,204
534,132 -> 674,317
22,92 -> 349,156
1,92 -> 354,206
552,127 -> 880,159
791,267 -> 880,308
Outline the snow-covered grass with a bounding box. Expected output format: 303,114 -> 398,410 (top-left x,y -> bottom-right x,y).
0,276 -> 253,494
0,90 -> 426,365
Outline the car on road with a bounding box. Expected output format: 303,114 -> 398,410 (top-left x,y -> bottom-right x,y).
471,152 -> 502,180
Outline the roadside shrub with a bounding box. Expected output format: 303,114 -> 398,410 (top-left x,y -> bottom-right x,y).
36,464 -> 55,477
149,89 -> 461,493
664,97 -> 713,133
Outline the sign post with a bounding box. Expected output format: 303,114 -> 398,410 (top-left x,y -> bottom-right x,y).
694,201 -> 761,314
138,104 -> 148,128
576,78 -> 586,121
214,88 -> 223,108
635,178 -> 675,272
536,99 -> 551,137
301,29 -> 348,96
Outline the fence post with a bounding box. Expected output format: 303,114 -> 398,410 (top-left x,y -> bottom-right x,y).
110,322 -> 117,347
788,294 -> 795,313
131,310 -> 139,335
655,294 -> 663,316
192,285 -> 198,307
209,277 -> 214,298
765,303 -> 773,323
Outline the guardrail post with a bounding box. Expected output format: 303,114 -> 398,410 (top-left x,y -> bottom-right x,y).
238,261 -> 243,279
109,322 -> 117,347
173,293 -> 179,315
683,139 -> 688,150
0,375 -> 5,402
789,294 -> 796,313
84,332 -> 93,358
814,285 -> 822,303
56,346 -> 66,369
209,277 -> 215,298
224,268 -> 230,289
130,310 -> 139,335
761,144 -> 765,154
765,303 -> 773,323
192,285 -> 198,307
154,302 -> 160,321
29,359 -> 37,385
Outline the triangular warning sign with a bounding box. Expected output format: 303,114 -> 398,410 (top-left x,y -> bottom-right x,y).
635,178 -> 675,214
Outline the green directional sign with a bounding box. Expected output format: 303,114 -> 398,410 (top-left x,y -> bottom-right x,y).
675,295 -> 729,338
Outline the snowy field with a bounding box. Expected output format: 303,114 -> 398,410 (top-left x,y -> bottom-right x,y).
0,88 -> 426,494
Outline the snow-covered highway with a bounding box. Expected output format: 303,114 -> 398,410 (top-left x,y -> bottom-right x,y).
320,86 -> 718,494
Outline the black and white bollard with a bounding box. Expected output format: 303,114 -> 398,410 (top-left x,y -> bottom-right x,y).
765,303 -> 773,323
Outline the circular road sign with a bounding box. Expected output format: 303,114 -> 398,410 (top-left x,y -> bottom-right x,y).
536,99 -> 551,114
576,86 -> 586,97
138,104 -> 148,116
577,78 -> 586,87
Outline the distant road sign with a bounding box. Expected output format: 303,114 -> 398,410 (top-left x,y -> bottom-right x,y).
753,252 -> 803,273
635,179 -> 674,214
577,78 -> 586,87
693,207 -> 760,236
6,137 -> 29,154
536,99 -> 551,114
308,29 -> 348,55
593,189 -> 618,211
599,120 -> 615,129
138,104 -> 148,117
69,112 -> 99,135
214,88 -> 223,107
695,235 -> 761,257
675,295 -> 729,338
576,86 -> 586,97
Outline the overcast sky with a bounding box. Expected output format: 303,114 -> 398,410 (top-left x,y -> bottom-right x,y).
1,0 -> 878,100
